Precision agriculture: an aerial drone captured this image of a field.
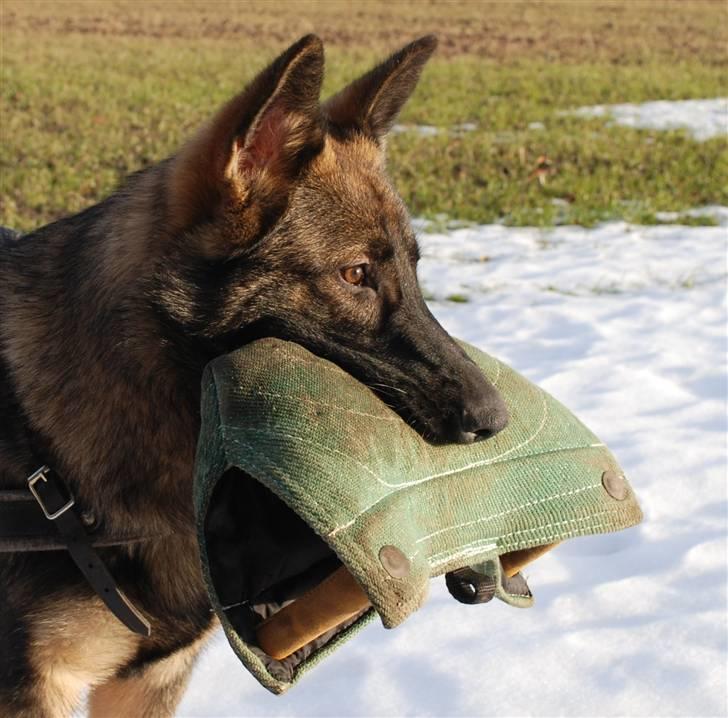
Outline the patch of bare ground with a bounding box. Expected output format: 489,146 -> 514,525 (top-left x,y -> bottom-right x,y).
2,0 -> 726,64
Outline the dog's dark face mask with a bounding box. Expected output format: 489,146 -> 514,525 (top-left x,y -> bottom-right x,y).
158,35 -> 507,444
224,138 -> 508,444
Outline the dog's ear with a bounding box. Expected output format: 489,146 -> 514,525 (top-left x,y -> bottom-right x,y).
169,35 -> 324,238
324,35 -> 437,143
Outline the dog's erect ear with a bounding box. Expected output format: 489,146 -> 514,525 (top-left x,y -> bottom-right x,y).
169,35 -> 324,236
324,35 -> 437,142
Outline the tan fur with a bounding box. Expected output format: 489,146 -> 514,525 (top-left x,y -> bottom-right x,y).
29,599 -> 140,718
87,624 -> 216,718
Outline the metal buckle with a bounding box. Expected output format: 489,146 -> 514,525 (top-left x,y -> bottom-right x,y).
27,466 -> 75,520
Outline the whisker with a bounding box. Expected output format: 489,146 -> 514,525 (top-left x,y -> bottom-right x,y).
366,381 -> 408,396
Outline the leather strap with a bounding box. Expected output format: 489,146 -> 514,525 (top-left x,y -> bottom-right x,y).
15,466 -> 152,636
0,489 -> 158,552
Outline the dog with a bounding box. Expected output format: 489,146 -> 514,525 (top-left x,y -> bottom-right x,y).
0,34 -> 508,717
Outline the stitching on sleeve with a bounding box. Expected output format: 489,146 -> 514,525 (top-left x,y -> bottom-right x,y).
414,482 -> 602,545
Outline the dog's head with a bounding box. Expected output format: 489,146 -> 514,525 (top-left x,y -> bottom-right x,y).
159,35 -> 507,444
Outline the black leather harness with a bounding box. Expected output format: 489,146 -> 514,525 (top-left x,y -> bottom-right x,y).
0,465 -> 152,636
1,225 -> 153,636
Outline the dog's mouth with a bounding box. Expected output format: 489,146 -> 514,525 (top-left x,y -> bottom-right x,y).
348,364 -> 508,445
218,328 -> 440,438
361,380 -> 462,443
219,322 -> 507,444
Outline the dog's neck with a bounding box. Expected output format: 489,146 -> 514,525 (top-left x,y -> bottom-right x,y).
0,167 -> 203,535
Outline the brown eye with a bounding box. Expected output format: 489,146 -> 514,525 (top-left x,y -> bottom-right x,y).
341,264 -> 367,286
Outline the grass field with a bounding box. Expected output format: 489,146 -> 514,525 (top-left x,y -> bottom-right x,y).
1,0 -> 726,232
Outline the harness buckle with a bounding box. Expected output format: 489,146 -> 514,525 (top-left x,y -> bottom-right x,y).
27,465 -> 75,520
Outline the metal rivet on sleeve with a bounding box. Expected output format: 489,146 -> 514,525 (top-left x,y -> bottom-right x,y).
602,470 -> 628,501
379,545 -> 410,578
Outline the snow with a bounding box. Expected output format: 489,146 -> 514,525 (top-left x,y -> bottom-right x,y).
392,122 -> 477,136
179,212 -> 727,717
391,99 -> 728,141
572,98 -> 728,141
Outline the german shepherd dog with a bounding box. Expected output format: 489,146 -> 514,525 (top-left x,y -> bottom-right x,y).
0,35 -> 508,716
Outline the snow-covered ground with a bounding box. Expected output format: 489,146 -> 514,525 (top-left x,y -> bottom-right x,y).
179,209 -> 727,717
390,98 -> 728,142
572,98 -> 728,141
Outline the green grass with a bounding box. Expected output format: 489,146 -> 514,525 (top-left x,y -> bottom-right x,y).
1,2 -> 727,232
389,59 -> 728,226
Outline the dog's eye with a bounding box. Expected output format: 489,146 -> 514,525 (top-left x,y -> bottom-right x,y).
341,264 -> 367,287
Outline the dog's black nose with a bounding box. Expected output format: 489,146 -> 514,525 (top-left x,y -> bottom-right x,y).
456,390 -> 509,444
